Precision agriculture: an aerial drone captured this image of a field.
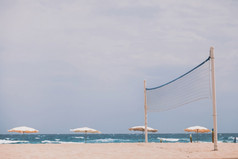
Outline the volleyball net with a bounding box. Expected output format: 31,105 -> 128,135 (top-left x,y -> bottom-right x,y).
144,48 -> 218,151
146,56 -> 211,112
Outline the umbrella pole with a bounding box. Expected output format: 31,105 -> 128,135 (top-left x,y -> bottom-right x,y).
141,132 -> 143,143
197,130 -> 198,143
85,132 -> 87,143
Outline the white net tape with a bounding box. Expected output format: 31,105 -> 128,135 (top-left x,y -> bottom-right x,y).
146,57 -> 211,112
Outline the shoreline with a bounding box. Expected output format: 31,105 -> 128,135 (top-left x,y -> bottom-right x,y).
1,143 -> 238,159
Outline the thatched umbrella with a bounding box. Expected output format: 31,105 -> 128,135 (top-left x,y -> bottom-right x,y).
8,126 -> 39,134
70,127 -> 101,143
184,126 -> 210,142
129,126 -> 158,142
129,126 -> 158,132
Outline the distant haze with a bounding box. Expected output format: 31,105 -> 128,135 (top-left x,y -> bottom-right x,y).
0,0 -> 238,134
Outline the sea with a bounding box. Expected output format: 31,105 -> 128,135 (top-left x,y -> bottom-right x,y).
0,133 -> 237,144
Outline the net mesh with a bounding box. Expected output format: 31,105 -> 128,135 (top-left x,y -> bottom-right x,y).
146,57 -> 211,112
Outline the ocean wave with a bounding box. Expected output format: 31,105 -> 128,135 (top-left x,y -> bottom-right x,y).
1,134 -> 236,144
74,137 -> 84,139
228,136 -> 235,140
93,138 -> 130,143
41,140 -> 60,144
157,137 -> 180,142
41,140 -> 80,144
0,139 -> 29,144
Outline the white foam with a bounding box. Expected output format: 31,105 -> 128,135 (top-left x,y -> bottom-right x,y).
94,138 -> 116,142
42,140 -> 82,144
74,137 -> 84,139
41,140 -> 51,143
41,140 -> 59,144
157,137 -> 179,142
228,136 -> 234,140
93,138 -> 130,143
0,139 -> 29,144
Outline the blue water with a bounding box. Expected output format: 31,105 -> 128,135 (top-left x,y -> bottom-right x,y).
0,133 -> 237,144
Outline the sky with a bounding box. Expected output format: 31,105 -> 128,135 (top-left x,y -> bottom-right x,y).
0,0 -> 238,134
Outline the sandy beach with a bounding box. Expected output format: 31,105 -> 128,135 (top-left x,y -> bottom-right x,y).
0,143 -> 238,159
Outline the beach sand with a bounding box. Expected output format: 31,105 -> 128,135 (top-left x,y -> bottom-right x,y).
0,143 -> 238,159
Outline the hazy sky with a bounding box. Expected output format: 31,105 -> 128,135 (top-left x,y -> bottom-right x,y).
0,0 -> 238,134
